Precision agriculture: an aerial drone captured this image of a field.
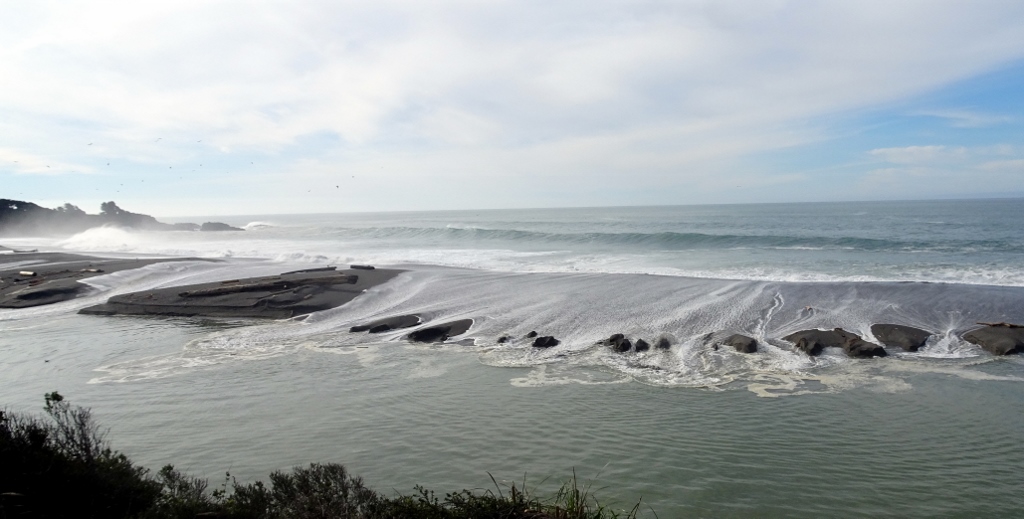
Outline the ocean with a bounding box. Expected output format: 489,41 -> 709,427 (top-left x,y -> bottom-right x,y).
2,198 -> 1023,517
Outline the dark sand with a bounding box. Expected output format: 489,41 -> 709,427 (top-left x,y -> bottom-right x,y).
0,252 -> 194,309
80,266 -> 403,319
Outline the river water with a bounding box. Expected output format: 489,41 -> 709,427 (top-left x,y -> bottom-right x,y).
2,199 -> 1023,517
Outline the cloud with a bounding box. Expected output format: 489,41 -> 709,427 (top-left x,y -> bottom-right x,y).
2,1 -> 1024,212
913,110 -> 1014,128
867,145 -> 968,165
861,144 -> 1024,195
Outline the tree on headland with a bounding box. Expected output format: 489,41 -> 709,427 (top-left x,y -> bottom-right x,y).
55,203 -> 86,216
100,201 -> 125,216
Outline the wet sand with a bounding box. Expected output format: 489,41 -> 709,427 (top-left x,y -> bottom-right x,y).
0,252 -> 194,309
79,266 -> 403,319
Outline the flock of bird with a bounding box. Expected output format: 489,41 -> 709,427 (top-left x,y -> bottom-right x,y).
6,137 -> 361,198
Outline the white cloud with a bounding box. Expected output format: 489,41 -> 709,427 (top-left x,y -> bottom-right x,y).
914,110 -> 1014,128
868,145 -> 968,165
861,144 -> 1024,195
2,1 -> 1024,211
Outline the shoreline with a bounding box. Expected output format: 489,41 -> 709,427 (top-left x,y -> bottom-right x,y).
0,251 -> 201,309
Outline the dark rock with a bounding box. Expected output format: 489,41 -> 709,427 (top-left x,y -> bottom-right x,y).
655,336 -> 672,349
526,331 -> 538,338
350,264 -> 375,270
200,222 -> 244,232
871,324 -> 932,352
721,334 -> 758,353
2,198 -> 199,235
282,266 -> 337,275
406,319 -> 473,343
634,339 -> 650,352
843,337 -> 888,358
962,325 -> 1024,355
80,267 -> 402,319
497,335 -> 511,343
602,334 -> 632,353
784,328 -> 886,358
532,336 -> 560,348
350,314 -> 421,333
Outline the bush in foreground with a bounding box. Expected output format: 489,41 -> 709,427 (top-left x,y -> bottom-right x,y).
1,394 -> 646,519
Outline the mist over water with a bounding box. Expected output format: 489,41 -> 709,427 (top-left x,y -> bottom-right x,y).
3,199 -> 1024,517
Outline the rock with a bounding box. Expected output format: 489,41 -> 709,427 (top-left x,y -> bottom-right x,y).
200,222 -> 244,232
532,336 -> 560,348
406,319 -> 473,343
721,334 -> 758,353
962,325 -> 1024,355
655,336 -> 672,349
870,324 -> 932,352
603,333 -> 632,353
634,339 -> 650,352
497,335 -> 511,343
526,331 -> 538,338
350,314 -> 421,333
784,329 -> 846,356
783,328 -> 886,358
350,264 -> 375,270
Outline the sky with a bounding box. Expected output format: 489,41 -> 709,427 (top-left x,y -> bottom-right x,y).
1,1 -> 1023,217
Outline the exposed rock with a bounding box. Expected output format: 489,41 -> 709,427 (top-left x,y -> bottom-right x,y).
634,338 -> 650,352
655,336 -> 672,349
532,336 -> 560,348
200,222 -> 244,232
80,268 -> 402,319
783,328 -> 886,358
721,334 -> 758,353
870,324 -> 932,352
406,319 -> 473,343
603,333 -> 632,353
497,335 -> 511,343
1,198 -> 245,236
843,337 -> 887,358
526,331 -> 538,338
350,314 -> 421,333
2,253 -> 193,309
350,264 -> 375,270
962,325 -> 1024,355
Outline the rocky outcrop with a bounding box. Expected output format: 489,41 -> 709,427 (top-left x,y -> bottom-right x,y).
532,336 -> 560,348
720,334 -> 758,353
2,254 -> 189,309
783,328 -> 887,358
200,222 -> 244,232
962,324 -> 1024,355
405,319 -> 473,343
80,268 -> 402,319
655,336 -> 672,349
634,339 -> 650,352
350,314 -> 421,333
870,324 -> 932,352
603,333 -> 632,352
0,198 -> 243,236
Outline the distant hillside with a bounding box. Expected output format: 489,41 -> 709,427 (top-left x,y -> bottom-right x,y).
0,199 -> 241,236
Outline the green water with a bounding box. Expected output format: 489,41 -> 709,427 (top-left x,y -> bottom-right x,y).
3,311 -> 1023,518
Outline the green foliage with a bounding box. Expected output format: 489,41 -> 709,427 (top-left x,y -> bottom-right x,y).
0,392 -> 161,518
1,394 -> 651,519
